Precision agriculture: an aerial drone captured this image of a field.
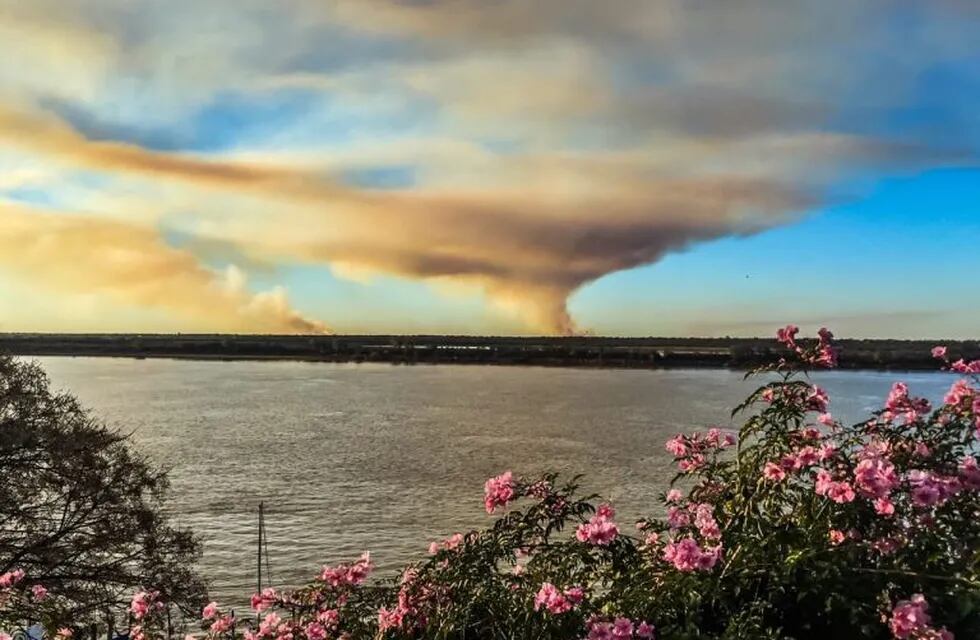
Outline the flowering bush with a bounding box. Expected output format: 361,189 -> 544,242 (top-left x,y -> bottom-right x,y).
5,328 -> 980,638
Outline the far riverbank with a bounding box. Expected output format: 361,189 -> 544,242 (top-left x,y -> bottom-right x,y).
3,333 -> 977,371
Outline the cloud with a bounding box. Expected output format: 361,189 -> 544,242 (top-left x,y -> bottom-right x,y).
0,101 -> 958,334
0,203 -> 327,334
0,0 -> 977,334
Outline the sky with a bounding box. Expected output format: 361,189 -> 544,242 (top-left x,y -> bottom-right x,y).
0,1 -> 978,338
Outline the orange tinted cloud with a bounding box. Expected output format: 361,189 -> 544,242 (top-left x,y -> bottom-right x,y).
0,203 -> 326,334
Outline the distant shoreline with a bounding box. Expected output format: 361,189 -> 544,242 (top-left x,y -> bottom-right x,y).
2,334 -> 976,371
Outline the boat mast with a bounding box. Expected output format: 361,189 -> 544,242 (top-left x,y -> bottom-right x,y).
257,501 -> 264,596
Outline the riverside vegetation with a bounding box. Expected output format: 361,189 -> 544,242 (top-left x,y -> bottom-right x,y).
2,328 -> 979,638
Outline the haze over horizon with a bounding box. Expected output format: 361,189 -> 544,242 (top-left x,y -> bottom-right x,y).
1,1 -> 978,338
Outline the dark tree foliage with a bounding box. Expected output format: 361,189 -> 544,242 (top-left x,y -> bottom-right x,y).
0,355 -> 205,621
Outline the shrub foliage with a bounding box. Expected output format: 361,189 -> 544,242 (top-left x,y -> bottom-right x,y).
4,329 -> 980,639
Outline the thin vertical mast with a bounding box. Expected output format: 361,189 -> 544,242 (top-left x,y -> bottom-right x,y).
257,502 -> 264,596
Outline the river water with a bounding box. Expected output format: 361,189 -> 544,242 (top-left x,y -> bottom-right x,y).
35,357 -> 957,607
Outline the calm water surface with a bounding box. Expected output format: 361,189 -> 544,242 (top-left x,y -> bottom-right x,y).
35,357 -> 957,605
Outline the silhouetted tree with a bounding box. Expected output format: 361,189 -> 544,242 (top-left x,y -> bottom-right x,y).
0,355 -> 205,621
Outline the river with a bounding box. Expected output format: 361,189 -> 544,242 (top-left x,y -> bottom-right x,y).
35,357 -> 958,607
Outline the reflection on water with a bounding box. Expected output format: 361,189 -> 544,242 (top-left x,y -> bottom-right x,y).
37,357 -> 957,605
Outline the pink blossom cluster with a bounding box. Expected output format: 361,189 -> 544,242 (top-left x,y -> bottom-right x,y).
884,382 -> 932,424
129,590 -> 167,640
0,570 -> 49,615
0,569 -> 24,589
907,470 -> 960,509
959,457 -> 980,490
942,379 -> 980,434
764,441 -> 834,483
0,570 -> 22,607
944,379 -> 974,408
814,468 -> 856,503
759,384 -> 830,413
665,428 -> 735,473
806,386 -> 830,413
249,587 -> 278,612
377,568 -> 435,633
428,532 -> 464,555
208,613 -> 235,636
533,581 -> 584,615
576,503 -> 620,545
933,345 -> 980,374
484,470 -> 516,514
889,594 -> 954,639
776,325 -> 838,368
317,552 -> 373,587
662,536 -> 722,572
129,590 -> 164,621
854,453 -> 899,510
666,502 -> 721,540
584,616 -> 655,640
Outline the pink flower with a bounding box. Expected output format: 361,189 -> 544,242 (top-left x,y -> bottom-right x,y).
251,587 -> 277,612
951,359 -> 980,374
909,470 -> 960,509
826,481 -> 856,503
564,586 -> 585,604
636,621 -> 656,639
665,489 -> 683,503
596,503 -> 615,519
209,615 -> 234,635
429,532 -> 464,555
817,413 -> 835,427
932,346 -> 947,360
944,379 -> 974,407
814,468 -> 833,495
202,601 -> 219,620
813,328 -> 839,368
258,613 -> 281,636
667,506 -> 691,529
319,552 -> 373,587
763,462 -> 787,482
665,435 -> 687,457
612,617 -> 634,638
693,503 -> 721,539
304,623 -> 327,640
794,446 -> 820,469
818,443 -> 837,461
0,569 -> 24,588
854,457 -> 898,500
828,529 -> 845,545
378,607 -> 403,632
663,537 -> 722,572
587,621 -> 614,640
874,498 -> 896,516
533,582 -> 582,615
888,594 -> 952,639
872,537 -> 902,555
959,457 -> 980,490
806,386 -> 830,413
130,591 -> 159,621
678,453 -> 705,473
776,324 -> 799,349
31,584 -> 48,602
884,382 -> 931,424
705,427 -> 736,448
484,471 -> 516,514
576,510 -> 620,546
